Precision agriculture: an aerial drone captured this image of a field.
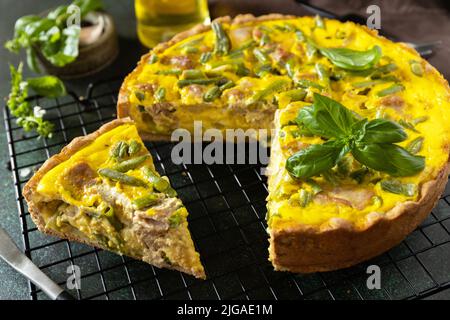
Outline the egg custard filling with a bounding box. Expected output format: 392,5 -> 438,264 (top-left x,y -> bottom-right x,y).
117,14 -> 450,272
28,121 -> 205,279
119,15 -> 450,227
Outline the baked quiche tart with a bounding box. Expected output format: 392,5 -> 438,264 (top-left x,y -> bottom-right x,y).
118,14 -> 450,273
23,119 -> 205,279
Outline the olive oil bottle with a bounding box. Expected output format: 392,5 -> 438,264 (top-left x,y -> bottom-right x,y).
135,0 -> 211,48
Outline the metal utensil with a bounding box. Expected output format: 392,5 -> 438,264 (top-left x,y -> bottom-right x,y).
295,0 -> 440,58
0,227 -> 75,300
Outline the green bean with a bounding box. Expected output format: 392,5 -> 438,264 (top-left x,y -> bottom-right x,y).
219,81 -> 235,91
295,79 -> 325,90
376,84 -> 405,97
148,54 -> 158,64
255,64 -> 274,78
315,15 -> 326,29
98,169 -> 148,187
306,179 -> 322,195
406,137 -> 424,154
111,155 -> 150,172
110,141 -> 129,161
177,77 -> 223,88
398,119 -> 420,133
182,69 -> 204,79
247,79 -> 290,104
182,46 -> 199,54
299,189 -> 313,207
212,21 -> 231,56
350,168 -> 369,184
410,60 -> 423,77
156,69 -> 182,76
128,140 -> 141,155
134,91 -> 145,102
142,167 -> 170,192
371,63 -> 397,79
283,89 -> 306,102
260,33 -> 271,46
228,40 -> 255,58
199,52 -> 212,63
168,211 -> 183,228
132,194 -> 160,210
295,30 -> 306,42
315,63 -> 330,86
381,179 -> 417,197
411,116 -> 429,125
203,86 -> 221,102
253,48 -> 270,64
154,87 -> 166,102
285,58 -> 296,78
101,206 -> 123,231
236,64 -> 250,76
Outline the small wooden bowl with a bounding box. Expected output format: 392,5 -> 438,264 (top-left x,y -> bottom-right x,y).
36,12 -> 119,79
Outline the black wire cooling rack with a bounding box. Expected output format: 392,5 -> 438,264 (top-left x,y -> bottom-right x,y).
3,78 -> 450,300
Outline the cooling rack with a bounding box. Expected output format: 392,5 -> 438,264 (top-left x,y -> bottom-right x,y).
3,78 -> 450,300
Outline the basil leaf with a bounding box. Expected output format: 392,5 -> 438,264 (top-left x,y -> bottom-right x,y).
73,0 -> 104,18
319,45 -> 382,71
41,25 -> 80,67
27,76 -> 66,98
296,106 -> 335,139
286,141 -> 346,179
352,143 -> 425,177
311,93 -> 360,138
358,119 -> 407,144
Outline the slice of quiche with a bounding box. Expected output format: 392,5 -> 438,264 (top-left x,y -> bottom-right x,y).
117,14 -> 450,273
23,119 -> 205,279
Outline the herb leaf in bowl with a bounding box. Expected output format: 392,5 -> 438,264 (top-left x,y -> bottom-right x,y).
5,0 -> 104,72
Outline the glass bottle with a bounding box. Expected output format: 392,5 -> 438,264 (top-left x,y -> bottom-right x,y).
135,0 -> 211,48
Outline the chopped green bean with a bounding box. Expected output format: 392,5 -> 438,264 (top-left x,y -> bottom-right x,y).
148,54 -> 158,64
155,87 -> 166,102
199,52 -> 212,63
156,69 -> 182,76
203,86 -> 221,102
381,179 -> 417,197
247,79 -> 290,104
283,89 -> 307,102
182,69 -> 204,79
376,84 -> 405,97
253,47 -> 270,64
212,21 -> 231,56
410,60 -> 423,77
406,137 -> 424,154
177,77 -> 223,88
128,140 -> 142,155
299,189 -> 313,207
98,169 -> 148,187
132,194 -> 160,210
111,155 -> 149,172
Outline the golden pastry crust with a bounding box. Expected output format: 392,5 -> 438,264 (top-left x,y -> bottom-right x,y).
269,164 -> 449,273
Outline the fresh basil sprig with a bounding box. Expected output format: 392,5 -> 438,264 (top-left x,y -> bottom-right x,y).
5,0 -> 104,72
7,63 -> 67,138
318,45 -> 382,71
286,93 -> 425,179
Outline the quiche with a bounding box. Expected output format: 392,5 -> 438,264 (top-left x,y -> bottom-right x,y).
117,14 -> 450,273
23,119 -> 205,279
